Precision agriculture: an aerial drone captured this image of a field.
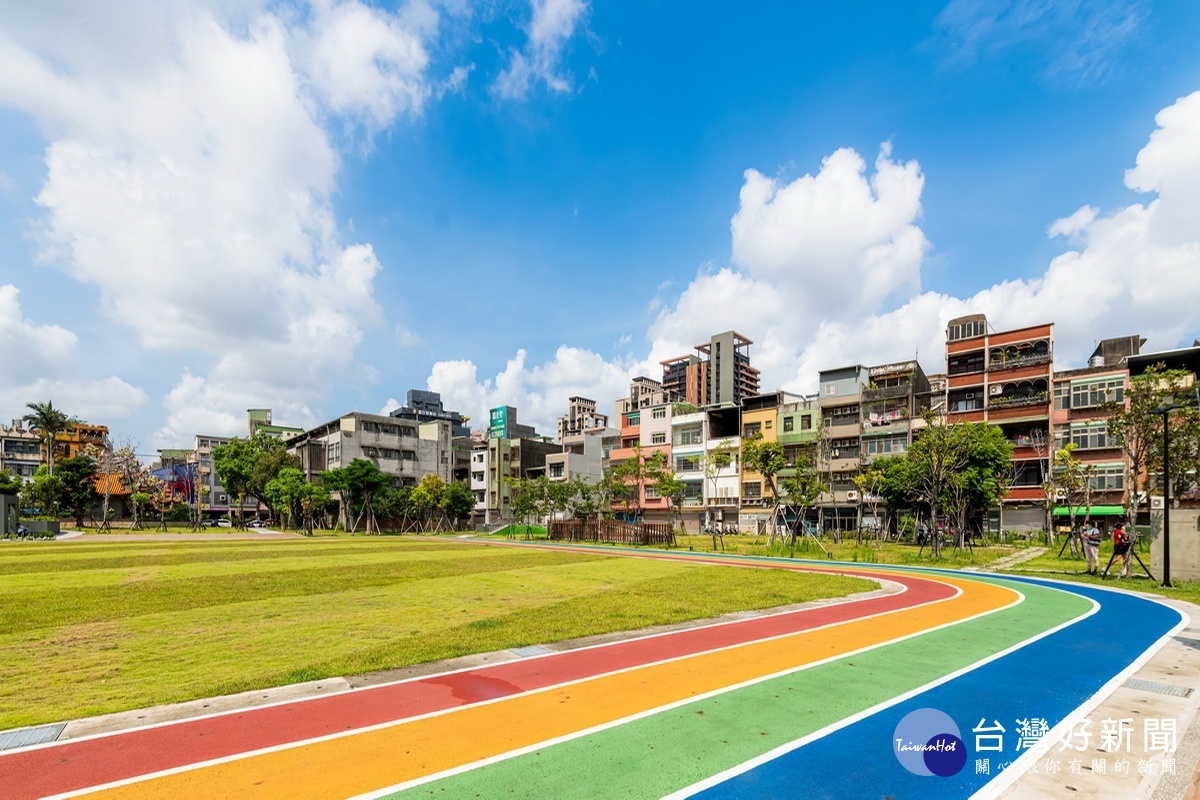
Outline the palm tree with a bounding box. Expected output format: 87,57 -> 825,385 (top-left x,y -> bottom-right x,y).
23,401 -> 71,476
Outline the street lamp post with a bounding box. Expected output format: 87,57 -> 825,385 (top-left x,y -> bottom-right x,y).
1151,402 -> 1183,588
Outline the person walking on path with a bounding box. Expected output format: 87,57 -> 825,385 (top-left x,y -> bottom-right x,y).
1083,522 -> 1102,574
1112,522 -> 1133,578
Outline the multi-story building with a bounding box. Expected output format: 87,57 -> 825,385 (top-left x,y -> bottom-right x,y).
669,408 -> 707,532
816,365 -> 868,532
702,405 -> 743,528
487,406 -> 538,440
54,422 -> 108,462
609,383 -> 674,522
247,409 -> 304,440
739,391 -> 801,530
287,412 -> 453,488
946,313 -> 1054,532
1050,336 -> 1145,533
1,421 -> 42,481
389,390 -> 471,438
861,360 -> 932,464
483,435 -> 561,522
556,396 -> 609,443
662,330 -> 760,407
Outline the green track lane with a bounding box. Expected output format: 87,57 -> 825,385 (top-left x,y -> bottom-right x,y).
379,576 -> 1091,799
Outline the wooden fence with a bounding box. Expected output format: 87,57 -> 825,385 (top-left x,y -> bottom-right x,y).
547,519 -> 675,546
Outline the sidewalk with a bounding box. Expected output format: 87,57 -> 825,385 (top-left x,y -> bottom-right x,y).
997,594 -> 1200,800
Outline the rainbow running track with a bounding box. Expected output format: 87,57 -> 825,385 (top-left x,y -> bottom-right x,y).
0,540 -> 1186,799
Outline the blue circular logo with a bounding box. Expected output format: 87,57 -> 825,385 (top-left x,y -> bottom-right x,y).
893,708 -> 966,776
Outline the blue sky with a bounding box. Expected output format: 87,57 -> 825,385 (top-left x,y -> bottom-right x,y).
2,0 -> 1200,455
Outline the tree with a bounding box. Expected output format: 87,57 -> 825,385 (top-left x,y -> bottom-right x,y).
906,410 -> 972,557
23,466 -> 62,518
212,438 -> 257,527
1104,364 -> 1198,522
22,400 -> 71,476
853,466 -> 887,545
0,470 -> 21,496
939,423 -> 1012,548
741,432 -> 787,544
508,475 -> 547,538
326,459 -> 393,533
655,470 -> 687,534
444,481 -> 476,528
56,455 -> 98,529
1052,444 -> 1090,557
778,454 -> 828,555
608,443 -> 667,521
266,467 -> 328,533
701,439 -> 737,544
249,436 -> 301,519
410,473 -> 450,531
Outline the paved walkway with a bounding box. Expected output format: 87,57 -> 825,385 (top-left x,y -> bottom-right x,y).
0,542 -> 1194,798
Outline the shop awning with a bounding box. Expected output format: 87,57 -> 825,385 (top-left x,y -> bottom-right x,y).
1052,505 -> 1125,517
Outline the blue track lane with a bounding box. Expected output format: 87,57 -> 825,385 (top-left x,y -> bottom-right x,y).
690,573 -> 1185,800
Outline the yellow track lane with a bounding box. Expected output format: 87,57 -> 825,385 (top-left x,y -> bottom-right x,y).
76,572 -> 1016,800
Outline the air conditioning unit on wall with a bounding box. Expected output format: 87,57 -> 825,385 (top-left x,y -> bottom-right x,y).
1151,496 -> 1165,510
846,491 -> 859,501
989,385 -> 1003,396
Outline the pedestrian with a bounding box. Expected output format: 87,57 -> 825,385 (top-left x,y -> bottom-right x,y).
1083,521 -> 1102,574
1112,522 -> 1133,578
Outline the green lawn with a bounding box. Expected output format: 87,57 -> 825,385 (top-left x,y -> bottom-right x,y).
999,539 -> 1200,605
0,537 -> 872,729
672,533 -> 1020,567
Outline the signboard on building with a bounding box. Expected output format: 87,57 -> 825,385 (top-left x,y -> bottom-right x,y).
489,407 -> 508,439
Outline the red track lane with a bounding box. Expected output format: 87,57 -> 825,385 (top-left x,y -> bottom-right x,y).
0,568 -> 952,800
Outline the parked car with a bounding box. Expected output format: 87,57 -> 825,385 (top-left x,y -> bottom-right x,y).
246,519 -> 266,528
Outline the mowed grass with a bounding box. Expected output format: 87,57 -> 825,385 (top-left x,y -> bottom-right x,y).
672,533 -> 1020,567
0,537 -> 873,729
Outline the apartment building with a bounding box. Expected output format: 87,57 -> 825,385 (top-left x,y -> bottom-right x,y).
483,435 -> 561,522
193,435 -> 256,517
247,409 -> 304,440
661,330 -> 761,407
288,412 -> 453,487
0,421 -> 42,481
703,404 -> 742,528
670,408 -> 707,531
946,313 -> 1054,531
861,360 -> 933,464
556,396 -> 609,443
1050,336 -> 1145,531
609,383 -> 674,522
739,391 -> 801,530
389,390 -> 471,438
816,365 -> 868,532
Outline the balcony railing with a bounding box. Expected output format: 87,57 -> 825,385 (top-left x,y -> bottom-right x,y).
989,352 -> 1050,370
988,392 -> 1049,410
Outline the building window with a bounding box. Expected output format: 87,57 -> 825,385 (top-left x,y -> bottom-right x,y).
1067,421 -> 1110,450
1070,378 -> 1125,409
948,352 -> 985,375
743,422 -> 761,438
801,415 -> 812,430
783,417 -> 794,432
549,463 -> 564,478
674,454 -> 701,473
1089,463 -> 1125,491
675,425 -> 703,446
651,407 -> 667,419
651,432 -> 667,445
742,481 -> 761,499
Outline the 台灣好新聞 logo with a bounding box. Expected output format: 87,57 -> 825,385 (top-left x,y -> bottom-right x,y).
893,708 -> 967,777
